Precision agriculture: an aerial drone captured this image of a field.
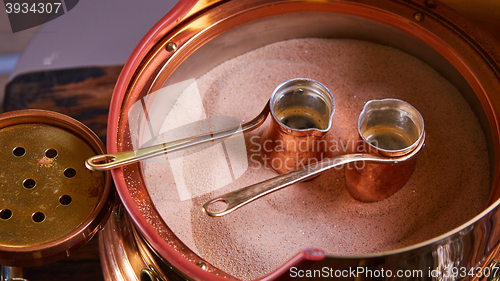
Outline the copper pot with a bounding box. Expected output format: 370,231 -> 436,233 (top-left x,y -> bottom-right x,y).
345,99 -> 425,202
260,78 -> 335,174
102,0 -> 500,280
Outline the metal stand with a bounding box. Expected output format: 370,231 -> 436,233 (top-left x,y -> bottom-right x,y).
0,266 -> 26,281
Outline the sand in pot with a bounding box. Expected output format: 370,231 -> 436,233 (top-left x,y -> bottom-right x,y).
142,38 -> 490,280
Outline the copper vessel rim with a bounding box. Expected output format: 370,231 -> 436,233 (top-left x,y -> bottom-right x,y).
357,98 -> 425,156
106,0 -> 500,279
269,77 -> 336,133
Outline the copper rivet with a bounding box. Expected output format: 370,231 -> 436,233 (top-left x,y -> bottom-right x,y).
166,42 -> 177,52
197,261 -> 208,271
425,0 -> 437,8
414,12 -> 424,21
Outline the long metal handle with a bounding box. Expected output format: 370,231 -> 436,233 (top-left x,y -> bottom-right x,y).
203,133 -> 425,217
85,102 -> 270,171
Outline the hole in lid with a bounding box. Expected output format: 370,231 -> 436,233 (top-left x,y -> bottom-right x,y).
0,209 -> 12,220
13,147 -> 26,157
32,212 -> 45,223
45,149 -> 58,158
64,168 -> 76,178
59,195 -> 72,205
23,178 -> 36,189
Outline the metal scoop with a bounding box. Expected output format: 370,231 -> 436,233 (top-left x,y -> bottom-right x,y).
85,102 -> 270,171
202,132 -> 425,217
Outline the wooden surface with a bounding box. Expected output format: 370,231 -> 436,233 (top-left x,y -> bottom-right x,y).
4,66 -> 121,140
3,66 -> 120,281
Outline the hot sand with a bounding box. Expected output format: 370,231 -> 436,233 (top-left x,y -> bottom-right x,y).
142,38 -> 490,280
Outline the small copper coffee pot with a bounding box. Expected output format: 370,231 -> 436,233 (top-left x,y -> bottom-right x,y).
204,98 -> 425,216
345,99 -> 425,202
260,78 -> 335,174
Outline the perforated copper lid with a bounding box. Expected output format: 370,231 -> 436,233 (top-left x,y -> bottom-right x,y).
0,110 -> 112,267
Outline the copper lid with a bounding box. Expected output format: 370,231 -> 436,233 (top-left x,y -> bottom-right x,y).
0,110 -> 113,267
